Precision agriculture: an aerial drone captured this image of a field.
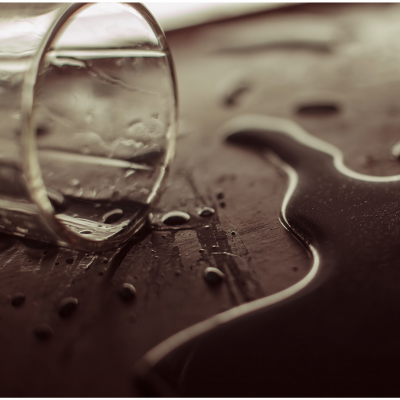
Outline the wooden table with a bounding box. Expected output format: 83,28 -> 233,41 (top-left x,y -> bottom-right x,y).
1,3 -> 400,396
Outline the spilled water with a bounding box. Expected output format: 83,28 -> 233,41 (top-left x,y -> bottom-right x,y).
138,115 -> 400,396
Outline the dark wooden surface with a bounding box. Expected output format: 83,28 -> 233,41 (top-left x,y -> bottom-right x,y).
2,3 -> 400,396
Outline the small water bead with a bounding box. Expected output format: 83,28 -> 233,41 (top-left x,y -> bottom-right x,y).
119,283 -> 136,302
162,211 -> 190,226
219,201 -> 226,208
175,270 -> 181,276
80,230 -> 93,235
216,189 -> 224,200
11,293 -> 25,307
204,267 -> 225,284
103,209 -> 124,224
58,297 -> 79,318
205,225 -> 210,229
66,258 -> 74,264
34,324 -> 53,341
198,207 -> 215,217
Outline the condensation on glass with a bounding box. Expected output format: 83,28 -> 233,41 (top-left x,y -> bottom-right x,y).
0,3 -> 177,251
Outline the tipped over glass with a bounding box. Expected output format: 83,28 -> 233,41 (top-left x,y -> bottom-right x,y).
0,3 -> 177,251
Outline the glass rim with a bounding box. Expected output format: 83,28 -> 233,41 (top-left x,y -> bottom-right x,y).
20,3 -> 178,252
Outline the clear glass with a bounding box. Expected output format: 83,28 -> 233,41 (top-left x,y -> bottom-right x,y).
0,3 -> 177,251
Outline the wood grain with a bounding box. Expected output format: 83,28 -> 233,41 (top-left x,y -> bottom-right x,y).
0,3 -> 399,395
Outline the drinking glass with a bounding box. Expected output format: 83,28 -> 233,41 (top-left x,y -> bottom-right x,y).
0,3 -> 177,251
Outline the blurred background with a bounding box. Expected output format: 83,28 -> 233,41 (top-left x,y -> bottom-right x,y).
146,3 -> 287,31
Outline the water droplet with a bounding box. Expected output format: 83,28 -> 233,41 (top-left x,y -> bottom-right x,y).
231,231 -> 236,235
98,271 -> 104,276
205,225 -> 210,229
103,209 -> 124,224
175,270 -> 181,276
198,207 -> 215,217
296,103 -> 339,116
58,297 -> 79,318
162,211 -> 190,226
11,293 -> 25,307
66,258 -> 74,264
219,201 -> 226,208
34,324 -> 53,341
204,267 -> 225,284
119,283 -> 136,302
199,249 -> 204,253
216,189 -> 224,200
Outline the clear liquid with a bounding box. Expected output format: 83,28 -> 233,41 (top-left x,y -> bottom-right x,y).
34,48 -> 172,240
140,115 -> 400,396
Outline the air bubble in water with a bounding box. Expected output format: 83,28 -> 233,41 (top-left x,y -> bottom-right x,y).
103,209 -> 124,224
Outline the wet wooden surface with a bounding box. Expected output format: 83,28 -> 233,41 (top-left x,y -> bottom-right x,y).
2,3 -> 400,396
